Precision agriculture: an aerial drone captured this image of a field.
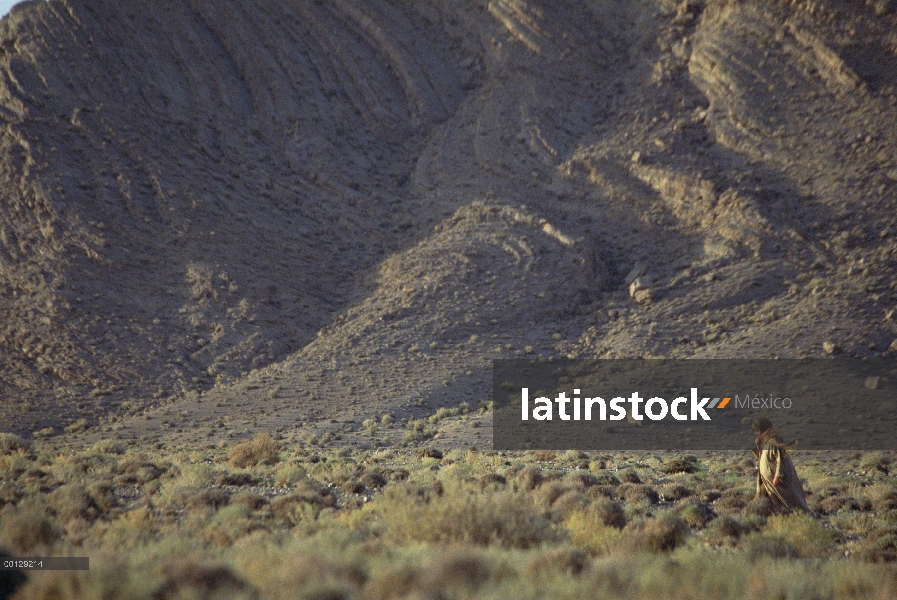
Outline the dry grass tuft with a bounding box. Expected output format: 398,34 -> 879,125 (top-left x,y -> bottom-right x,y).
858,528 -> 897,563
661,483 -> 693,501
617,483 -> 659,504
47,484 -> 101,522
507,465 -> 543,490
761,512 -> 837,558
0,433 -> 31,455
744,496 -> 777,517
479,473 -> 507,488
526,547 -> 590,576
229,433 -> 281,468
705,515 -> 745,541
622,514 -> 688,553
0,508 -> 59,553
662,457 -> 699,474
153,560 -> 259,600
746,535 -> 800,560
378,482 -> 558,548
366,551 -> 491,600
618,469 -> 642,483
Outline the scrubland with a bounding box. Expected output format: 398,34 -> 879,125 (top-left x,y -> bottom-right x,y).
2,432 -> 895,599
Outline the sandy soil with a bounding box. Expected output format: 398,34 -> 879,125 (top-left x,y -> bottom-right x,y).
1,0 -> 896,448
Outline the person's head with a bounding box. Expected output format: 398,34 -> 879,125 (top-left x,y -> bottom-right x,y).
751,417 -> 772,435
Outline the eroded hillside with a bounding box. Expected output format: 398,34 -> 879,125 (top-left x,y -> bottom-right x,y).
1,0 -> 896,442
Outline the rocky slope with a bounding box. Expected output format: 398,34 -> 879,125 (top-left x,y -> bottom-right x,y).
1,0 -> 896,443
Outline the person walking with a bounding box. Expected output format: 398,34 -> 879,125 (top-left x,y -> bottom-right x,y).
751,417 -> 811,513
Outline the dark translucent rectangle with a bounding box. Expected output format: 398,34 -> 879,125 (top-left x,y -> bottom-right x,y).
493,359 -> 897,450
0,557 -> 89,570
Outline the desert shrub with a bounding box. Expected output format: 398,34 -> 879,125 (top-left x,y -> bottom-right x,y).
585,486 -> 617,500
814,493 -> 861,514
415,447 -> 443,459
64,418 -> 89,433
229,433 -> 281,468
0,454 -> 30,482
113,459 -> 164,485
32,427 -> 55,439
590,471 -> 621,486
536,482 -> 573,506
618,469 -> 642,483
550,490 -> 591,519
533,450 -> 556,462
153,560 -> 259,600
858,529 -> 897,563
568,497 -> 626,532
564,511 -> 623,555
98,506 -> 156,548
743,496 -> 777,517
0,433 -> 31,455
361,472 -> 386,489
761,512 -> 837,558
746,535 -> 800,560
20,467 -> 49,484
238,549 -> 367,600
526,548 -> 590,576
564,472 -> 603,490
594,497 -> 627,529
859,451 -> 891,474
365,552 -> 491,600
699,489 -> 722,502
513,466 -> 545,490
661,483 -> 692,501
705,515 -> 745,542
206,505 -> 268,547
617,483 -> 659,504
0,509 -> 59,552
269,488 -> 336,523
622,514 -> 688,553
376,482 -> 558,548
479,473 -> 507,488
862,483 -> 897,512
217,472 -> 259,487
272,464 -> 306,487
679,503 -> 714,527
90,439 -> 125,455
86,480 -> 117,512
428,552 -> 493,590
48,483 -> 100,522
386,468 -> 409,482
662,456 -> 698,474
187,488 -> 232,510
0,482 -> 23,509
713,495 -> 747,515
232,493 -> 269,512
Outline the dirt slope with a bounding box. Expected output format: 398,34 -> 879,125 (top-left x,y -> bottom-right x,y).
1,0 -> 896,444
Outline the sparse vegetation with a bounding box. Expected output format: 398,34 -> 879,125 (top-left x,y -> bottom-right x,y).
0,441 -> 894,599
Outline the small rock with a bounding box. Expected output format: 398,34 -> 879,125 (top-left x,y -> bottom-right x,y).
822,341 -> 841,355
631,151 -> 642,164
885,308 -> 896,322
890,339 -> 897,352
632,288 -> 653,304
630,277 -> 653,304
865,376 -> 880,390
